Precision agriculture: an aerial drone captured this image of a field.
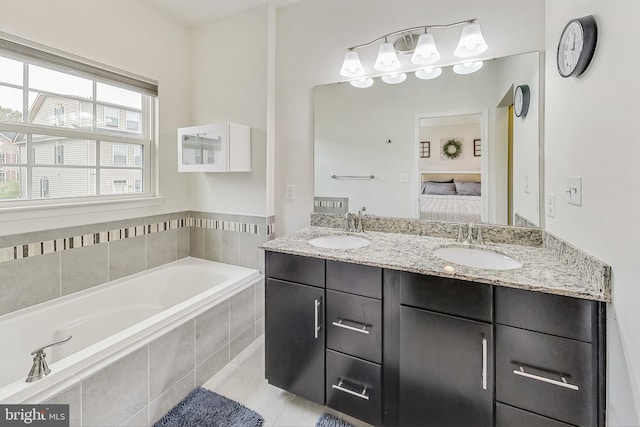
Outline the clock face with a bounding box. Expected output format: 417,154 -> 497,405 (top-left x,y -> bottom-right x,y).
514,85 -> 530,117
514,87 -> 523,115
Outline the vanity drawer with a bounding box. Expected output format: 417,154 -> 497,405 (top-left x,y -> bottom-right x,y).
400,271 -> 492,322
326,260 -> 382,299
326,349 -> 381,426
265,251 -> 325,288
326,290 -> 382,363
496,325 -> 595,426
495,286 -> 595,342
496,403 -> 575,427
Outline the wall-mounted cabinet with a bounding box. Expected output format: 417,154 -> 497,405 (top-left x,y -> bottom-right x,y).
177,123 -> 251,172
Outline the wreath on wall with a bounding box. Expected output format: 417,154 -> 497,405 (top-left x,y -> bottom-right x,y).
441,139 -> 462,159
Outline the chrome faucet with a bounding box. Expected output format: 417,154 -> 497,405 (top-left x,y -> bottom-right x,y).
356,206 -> 366,232
456,222 -> 484,245
26,335 -> 72,383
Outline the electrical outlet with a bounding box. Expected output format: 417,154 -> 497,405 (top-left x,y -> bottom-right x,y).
400,172 -> 409,183
547,193 -> 555,218
524,175 -> 530,194
567,176 -> 582,206
285,184 -> 296,200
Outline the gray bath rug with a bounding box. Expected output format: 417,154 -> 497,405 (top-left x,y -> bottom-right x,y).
153,387 -> 264,427
315,413 -> 354,427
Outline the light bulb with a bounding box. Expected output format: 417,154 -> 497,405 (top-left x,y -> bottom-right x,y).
415,67 -> 443,80
454,22 -> 489,58
374,41 -> 401,72
349,77 -> 374,88
340,50 -> 365,77
381,72 -> 407,84
452,61 -> 483,75
411,33 -> 441,65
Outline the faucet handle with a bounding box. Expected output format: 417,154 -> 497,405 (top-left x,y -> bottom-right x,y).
30,335 -> 72,356
475,227 -> 485,245
456,225 -> 465,242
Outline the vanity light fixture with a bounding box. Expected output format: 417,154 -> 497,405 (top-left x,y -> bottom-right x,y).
341,19 -> 488,86
452,60 -> 484,75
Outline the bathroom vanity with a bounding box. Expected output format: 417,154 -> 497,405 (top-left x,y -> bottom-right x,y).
262,226 -> 608,427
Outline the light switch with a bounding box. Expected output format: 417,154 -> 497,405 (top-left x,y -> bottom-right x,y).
547,193 -> 555,218
567,176 -> 582,206
400,172 -> 409,183
524,175 -> 530,194
285,184 -> 296,200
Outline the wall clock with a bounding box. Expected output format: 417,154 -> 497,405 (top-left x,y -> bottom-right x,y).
557,15 -> 598,78
514,84 -> 530,118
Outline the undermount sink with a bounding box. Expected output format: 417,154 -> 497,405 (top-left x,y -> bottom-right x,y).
433,247 -> 523,270
308,235 -> 371,249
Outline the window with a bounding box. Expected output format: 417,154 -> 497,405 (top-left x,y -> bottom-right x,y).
112,145 -> 127,166
54,144 -> 64,165
0,170 -> 5,182
113,179 -> 127,194
105,106 -> 119,127
54,104 -> 64,126
134,145 -> 142,166
126,111 -> 140,131
0,35 -> 157,204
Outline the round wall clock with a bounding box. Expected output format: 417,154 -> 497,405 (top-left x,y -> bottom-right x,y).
514,84 -> 530,117
557,15 -> 598,78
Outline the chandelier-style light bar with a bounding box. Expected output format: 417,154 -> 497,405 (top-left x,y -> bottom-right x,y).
340,19 -> 488,88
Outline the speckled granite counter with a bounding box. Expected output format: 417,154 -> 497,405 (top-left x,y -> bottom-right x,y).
261,226 -> 611,302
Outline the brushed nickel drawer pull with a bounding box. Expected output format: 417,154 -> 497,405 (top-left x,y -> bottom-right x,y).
332,318 -> 370,335
513,366 -> 579,391
332,378 -> 370,400
482,338 -> 487,390
314,298 -> 322,339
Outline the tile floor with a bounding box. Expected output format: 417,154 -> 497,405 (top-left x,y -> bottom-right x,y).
202,335 -> 374,427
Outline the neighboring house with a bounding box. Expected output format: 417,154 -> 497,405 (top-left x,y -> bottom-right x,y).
9,94 -> 144,199
0,131 -> 20,184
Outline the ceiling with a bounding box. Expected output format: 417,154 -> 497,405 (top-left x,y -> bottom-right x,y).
144,0 -> 300,26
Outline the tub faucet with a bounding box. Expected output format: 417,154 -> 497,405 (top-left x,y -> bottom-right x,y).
26,335 -> 72,383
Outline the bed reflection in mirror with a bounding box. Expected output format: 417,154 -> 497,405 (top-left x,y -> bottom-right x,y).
313,51 -> 541,227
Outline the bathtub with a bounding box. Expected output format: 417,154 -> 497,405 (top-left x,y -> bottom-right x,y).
0,257 -> 262,404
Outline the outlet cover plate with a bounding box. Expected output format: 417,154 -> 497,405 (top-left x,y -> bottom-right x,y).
547,193 -> 555,218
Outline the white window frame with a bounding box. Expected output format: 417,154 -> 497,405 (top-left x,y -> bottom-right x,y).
126,110 -> 140,131
0,170 -> 5,182
0,33 -> 157,208
0,153 -> 5,163
134,179 -> 141,193
112,179 -> 127,194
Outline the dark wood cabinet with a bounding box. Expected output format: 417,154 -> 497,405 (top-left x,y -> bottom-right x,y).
265,278 -> 325,404
399,305 -> 494,427
265,251 -> 605,427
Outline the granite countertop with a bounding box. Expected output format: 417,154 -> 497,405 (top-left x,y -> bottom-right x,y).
261,226 -> 610,302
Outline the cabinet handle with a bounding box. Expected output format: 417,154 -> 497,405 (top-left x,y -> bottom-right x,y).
332,318 -> 370,335
314,298 -> 321,339
331,378 -> 370,400
513,366 -> 579,391
482,337 -> 487,390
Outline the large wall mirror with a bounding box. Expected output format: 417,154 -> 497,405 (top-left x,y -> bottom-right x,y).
313,51 -> 542,227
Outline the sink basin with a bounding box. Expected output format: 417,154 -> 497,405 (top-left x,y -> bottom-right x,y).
308,235 -> 371,249
433,247 -> 523,270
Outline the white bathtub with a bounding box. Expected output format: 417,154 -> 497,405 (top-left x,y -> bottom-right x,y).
0,257 -> 262,404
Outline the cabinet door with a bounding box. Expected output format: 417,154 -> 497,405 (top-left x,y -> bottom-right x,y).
399,306 -> 493,427
265,278 -> 325,404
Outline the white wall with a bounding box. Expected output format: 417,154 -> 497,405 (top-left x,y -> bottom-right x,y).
420,123 -> 482,172
544,1 -> 640,424
188,4 -> 271,216
0,0 -> 192,235
275,0 -> 545,235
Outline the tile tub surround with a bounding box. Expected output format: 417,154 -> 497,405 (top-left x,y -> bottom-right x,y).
0,211 -> 273,317
41,281 -> 263,427
310,213 -> 544,246
260,226 -> 611,302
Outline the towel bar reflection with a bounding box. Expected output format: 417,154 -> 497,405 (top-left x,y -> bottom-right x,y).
331,174 -> 374,180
